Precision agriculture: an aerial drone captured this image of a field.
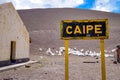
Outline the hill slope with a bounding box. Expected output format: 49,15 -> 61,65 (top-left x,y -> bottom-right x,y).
17,8 -> 120,53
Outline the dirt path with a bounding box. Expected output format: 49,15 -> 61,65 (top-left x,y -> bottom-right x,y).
0,54 -> 120,80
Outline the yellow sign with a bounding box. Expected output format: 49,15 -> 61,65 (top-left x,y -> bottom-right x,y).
60,19 -> 108,40
60,19 -> 108,80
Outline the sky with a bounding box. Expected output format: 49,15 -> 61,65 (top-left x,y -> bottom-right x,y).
0,0 -> 120,14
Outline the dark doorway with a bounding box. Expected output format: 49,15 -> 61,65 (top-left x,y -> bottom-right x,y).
10,41 -> 16,63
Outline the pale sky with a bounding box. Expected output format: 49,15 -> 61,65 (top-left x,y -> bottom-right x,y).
0,0 -> 120,14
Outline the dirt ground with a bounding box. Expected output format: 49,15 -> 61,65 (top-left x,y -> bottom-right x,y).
0,54 -> 120,80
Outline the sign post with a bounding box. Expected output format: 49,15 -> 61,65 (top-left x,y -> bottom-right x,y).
60,19 -> 108,80
65,40 -> 69,80
100,39 -> 106,80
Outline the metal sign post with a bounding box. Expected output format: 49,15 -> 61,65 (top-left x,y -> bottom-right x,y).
100,39 -> 106,80
65,40 -> 69,80
60,19 -> 108,80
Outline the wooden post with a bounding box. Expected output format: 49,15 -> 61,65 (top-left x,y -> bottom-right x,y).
65,40 -> 69,80
100,39 -> 106,80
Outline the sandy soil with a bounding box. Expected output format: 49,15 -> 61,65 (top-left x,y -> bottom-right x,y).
0,53 -> 120,80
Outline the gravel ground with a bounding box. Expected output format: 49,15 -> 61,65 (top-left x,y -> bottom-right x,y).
0,54 -> 120,80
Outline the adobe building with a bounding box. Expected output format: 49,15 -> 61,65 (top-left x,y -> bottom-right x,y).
0,3 -> 29,67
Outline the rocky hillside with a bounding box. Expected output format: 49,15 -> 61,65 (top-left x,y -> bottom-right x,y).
17,8 -> 120,53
